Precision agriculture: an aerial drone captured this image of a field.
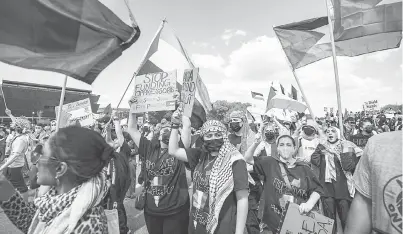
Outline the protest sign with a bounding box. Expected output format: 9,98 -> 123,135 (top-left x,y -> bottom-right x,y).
181,68 -> 199,117
279,203 -> 334,234
363,100 -> 379,114
324,107 -> 327,112
130,71 -> 177,113
330,107 -> 334,113
55,98 -> 93,127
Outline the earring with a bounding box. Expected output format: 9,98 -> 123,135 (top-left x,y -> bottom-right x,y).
55,175 -> 60,186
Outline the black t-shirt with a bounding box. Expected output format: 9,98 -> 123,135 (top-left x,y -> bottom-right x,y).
227,133 -> 241,149
185,148 -> 248,234
138,136 -> 189,216
119,141 -> 132,160
254,156 -> 324,232
350,132 -> 372,149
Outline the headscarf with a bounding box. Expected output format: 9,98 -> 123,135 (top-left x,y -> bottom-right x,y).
200,120 -> 245,234
229,111 -> 254,154
13,116 -> 31,130
321,126 -> 362,198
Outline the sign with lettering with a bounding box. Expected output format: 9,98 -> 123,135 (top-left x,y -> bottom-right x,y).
55,98 -> 93,127
181,68 -> 199,117
364,100 -> 379,112
330,107 -> 334,113
279,203 -> 334,234
324,107 -> 327,112
137,116 -> 144,125
130,71 -> 177,113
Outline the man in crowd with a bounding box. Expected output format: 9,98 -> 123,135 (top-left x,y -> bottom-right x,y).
345,131 -> 402,234
350,118 -> 375,150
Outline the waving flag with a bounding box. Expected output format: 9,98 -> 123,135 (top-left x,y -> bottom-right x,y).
274,0 -> 402,70
0,0 -> 140,84
134,21 -> 212,129
251,91 -> 264,101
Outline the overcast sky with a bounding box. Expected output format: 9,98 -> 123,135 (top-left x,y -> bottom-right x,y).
0,0 -> 401,116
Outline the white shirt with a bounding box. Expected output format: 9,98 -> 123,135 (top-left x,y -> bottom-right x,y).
297,137 -> 320,163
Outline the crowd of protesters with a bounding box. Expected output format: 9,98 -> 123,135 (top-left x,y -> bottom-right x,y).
0,103 -> 401,234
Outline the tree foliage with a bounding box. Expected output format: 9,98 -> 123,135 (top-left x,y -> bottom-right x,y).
381,104 -> 402,113
207,100 -> 251,122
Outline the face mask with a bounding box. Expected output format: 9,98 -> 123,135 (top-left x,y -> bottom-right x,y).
278,146 -> 295,160
230,122 -> 242,132
204,138 -> 224,152
265,132 -> 276,141
303,127 -> 315,136
364,126 -> 372,133
161,131 -> 171,145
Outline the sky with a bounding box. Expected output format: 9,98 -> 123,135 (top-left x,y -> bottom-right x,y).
0,0 -> 401,116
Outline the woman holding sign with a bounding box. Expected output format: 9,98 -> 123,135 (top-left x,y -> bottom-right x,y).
126,107 -> 190,234
244,134 -> 324,234
169,110 -> 249,234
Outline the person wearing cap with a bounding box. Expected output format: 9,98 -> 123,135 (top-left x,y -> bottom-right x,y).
296,121 -> 320,164
311,126 -> 363,232
244,134 -> 324,233
0,109 -> 31,201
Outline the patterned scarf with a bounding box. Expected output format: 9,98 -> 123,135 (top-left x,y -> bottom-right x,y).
200,120 -> 245,234
34,186 -> 80,225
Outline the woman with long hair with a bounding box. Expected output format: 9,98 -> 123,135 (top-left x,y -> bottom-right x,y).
244,134 -> 324,234
169,113 -> 249,234
0,126 -> 115,234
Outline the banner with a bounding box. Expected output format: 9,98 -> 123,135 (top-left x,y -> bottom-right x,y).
181,68 -> 199,117
55,98 -> 93,127
364,100 -> 379,113
279,203 -> 334,234
324,107 -> 328,112
130,71 -> 177,113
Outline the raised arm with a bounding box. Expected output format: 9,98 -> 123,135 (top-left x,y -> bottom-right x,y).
113,115 -> 125,148
244,133 -> 261,165
127,111 -> 141,147
180,115 -> 192,149
168,110 -> 188,162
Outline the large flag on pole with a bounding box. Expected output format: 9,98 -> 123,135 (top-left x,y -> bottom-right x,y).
0,0 -> 140,84
135,21 -> 211,128
274,0 -> 402,70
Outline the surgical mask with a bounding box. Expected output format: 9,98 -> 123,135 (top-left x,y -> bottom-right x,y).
265,131 -> 276,141
161,131 -> 171,145
278,146 -> 295,160
204,138 -> 224,152
303,127 -> 315,136
230,122 -> 242,132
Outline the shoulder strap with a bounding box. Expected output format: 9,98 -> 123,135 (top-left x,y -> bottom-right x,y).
108,159 -> 118,210
278,162 -> 292,191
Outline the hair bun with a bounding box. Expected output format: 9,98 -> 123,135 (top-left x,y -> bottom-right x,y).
100,146 -> 115,163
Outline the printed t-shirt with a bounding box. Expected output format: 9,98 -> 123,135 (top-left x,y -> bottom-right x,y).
353,131 -> 402,234
297,138 -> 319,163
138,136 -> 189,216
185,148 -> 248,234
254,156 -> 324,232
350,132 -> 372,150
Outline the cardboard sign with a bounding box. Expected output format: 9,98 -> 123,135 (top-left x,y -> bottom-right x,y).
130,71 -> 177,113
324,107 -> 327,112
181,68 -> 199,117
279,203 -> 334,234
330,107 -> 334,113
55,98 -> 93,127
364,100 -> 379,112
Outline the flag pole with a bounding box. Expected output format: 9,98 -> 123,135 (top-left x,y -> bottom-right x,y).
272,25 -> 316,121
325,0 -> 344,137
56,75 -> 68,131
115,20 -> 167,110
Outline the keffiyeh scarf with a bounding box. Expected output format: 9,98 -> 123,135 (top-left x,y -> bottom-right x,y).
28,172 -> 110,234
200,120 -> 245,234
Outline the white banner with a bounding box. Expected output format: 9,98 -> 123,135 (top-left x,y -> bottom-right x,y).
130,71 -> 177,113
364,100 -> 379,112
55,98 -> 93,127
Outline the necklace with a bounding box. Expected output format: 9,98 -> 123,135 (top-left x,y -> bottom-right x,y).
204,154 -> 216,176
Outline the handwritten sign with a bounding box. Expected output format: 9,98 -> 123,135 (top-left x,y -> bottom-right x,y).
364,100 -> 379,112
130,71 -> 177,113
137,116 -> 144,125
324,107 -> 327,112
55,98 -> 94,127
181,68 -> 199,117
279,203 -> 334,234
330,107 -> 334,113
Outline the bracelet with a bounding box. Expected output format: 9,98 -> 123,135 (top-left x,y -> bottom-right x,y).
171,124 -> 180,129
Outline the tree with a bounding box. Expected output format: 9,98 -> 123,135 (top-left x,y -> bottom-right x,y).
381,104 -> 402,113
207,100 -> 251,122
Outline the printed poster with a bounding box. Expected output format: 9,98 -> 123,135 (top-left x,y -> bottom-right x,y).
130,71 -> 177,113
181,68 -> 199,117
55,98 -> 93,127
